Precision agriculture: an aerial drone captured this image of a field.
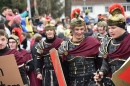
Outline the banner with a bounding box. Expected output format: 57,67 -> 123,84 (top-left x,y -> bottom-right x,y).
0,54 -> 24,86
50,48 -> 67,86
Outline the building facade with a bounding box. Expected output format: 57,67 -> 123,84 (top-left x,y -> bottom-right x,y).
72,0 -> 130,18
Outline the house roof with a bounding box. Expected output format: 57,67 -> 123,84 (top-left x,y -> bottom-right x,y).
72,0 -> 127,5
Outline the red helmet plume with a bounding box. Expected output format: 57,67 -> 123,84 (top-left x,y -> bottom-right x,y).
12,28 -> 23,43
46,16 -> 51,21
109,3 -> 125,17
71,8 -> 81,19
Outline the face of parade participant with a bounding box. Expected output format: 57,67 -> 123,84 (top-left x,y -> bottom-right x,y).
29,19 -> 33,24
45,29 -> 55,39
8,9 -> 13,15
97,26 -> 106,34
3,8 -> 9,16
21,33 -> 26,41
108,25 -> 125,39
0,35 -> 8,50
8,39 -> 17,49
73,26 -> 85,41
15,19 -> 21,24
14,15 -> 21,24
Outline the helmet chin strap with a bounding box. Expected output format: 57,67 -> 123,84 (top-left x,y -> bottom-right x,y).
45,35 -> 56,43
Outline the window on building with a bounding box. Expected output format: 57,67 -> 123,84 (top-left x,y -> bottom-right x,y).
105,6 -> 108,12
123,5 -> 130,12
127,6 -> 130,11
83,7 -> 93,13
88,7 -> 93,13
123,6 -> 126,11
83,7 -> 87,12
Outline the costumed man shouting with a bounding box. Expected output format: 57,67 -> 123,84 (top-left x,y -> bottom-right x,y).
94,3 -> 130,86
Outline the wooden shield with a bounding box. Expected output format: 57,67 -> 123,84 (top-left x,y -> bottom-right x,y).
112,57 -> 130,86
0,54 -> 24,86
49,48 -> 67,86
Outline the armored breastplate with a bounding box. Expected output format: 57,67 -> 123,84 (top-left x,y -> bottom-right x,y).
97,34 -> 104,42
108,40 -> 127,73
43,42 -> 53,68
66,41 -> 97,77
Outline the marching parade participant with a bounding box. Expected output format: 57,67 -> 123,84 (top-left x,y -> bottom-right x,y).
58,8 -> 101,86
93,16 -> 110,42
0,30 -> 29,86
94,3 -> 130,86
35,17 -> 63,86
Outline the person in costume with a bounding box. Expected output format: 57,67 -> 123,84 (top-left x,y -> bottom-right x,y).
30,33 -> 42,69
26,17 -> 34,35
126,16 -> 130,33
21,18 -> 28,33
84,9 -> 90,25
93,16 -> 110,42
13,8 -> 28,18
30,33 -> 43,86
8,34 -> 41,86
0,30 -> 28,86
21,32 -> 31,52
58,8 -> 101,86
35,16 -> 63,86
94,3 -> 130,86
11,15 -> 23,43
0,6 -> 9,24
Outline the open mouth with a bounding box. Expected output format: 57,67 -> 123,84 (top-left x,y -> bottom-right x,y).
110,34 -> 115,36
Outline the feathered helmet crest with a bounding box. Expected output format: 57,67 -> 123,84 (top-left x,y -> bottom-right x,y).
70,8 -> 85,29
12,28 -> 23,43
97,15 -> 107,27
97,15 -> 108,30
98,14 -> 105,22
85,9 -> 90,14
44,16 -> 55,30
71,8 -> 80,19
107,3 -> 126,26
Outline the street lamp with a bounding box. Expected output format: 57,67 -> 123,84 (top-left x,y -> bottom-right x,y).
27,0 -> 31,18
83,0 -> 86,12
83,0 -> 86,7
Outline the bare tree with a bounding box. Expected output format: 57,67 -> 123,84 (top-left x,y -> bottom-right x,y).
34,0 -> 39,15
38,0 -> 64,18
65,0 -> 72,18
38,0 -> 51,15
